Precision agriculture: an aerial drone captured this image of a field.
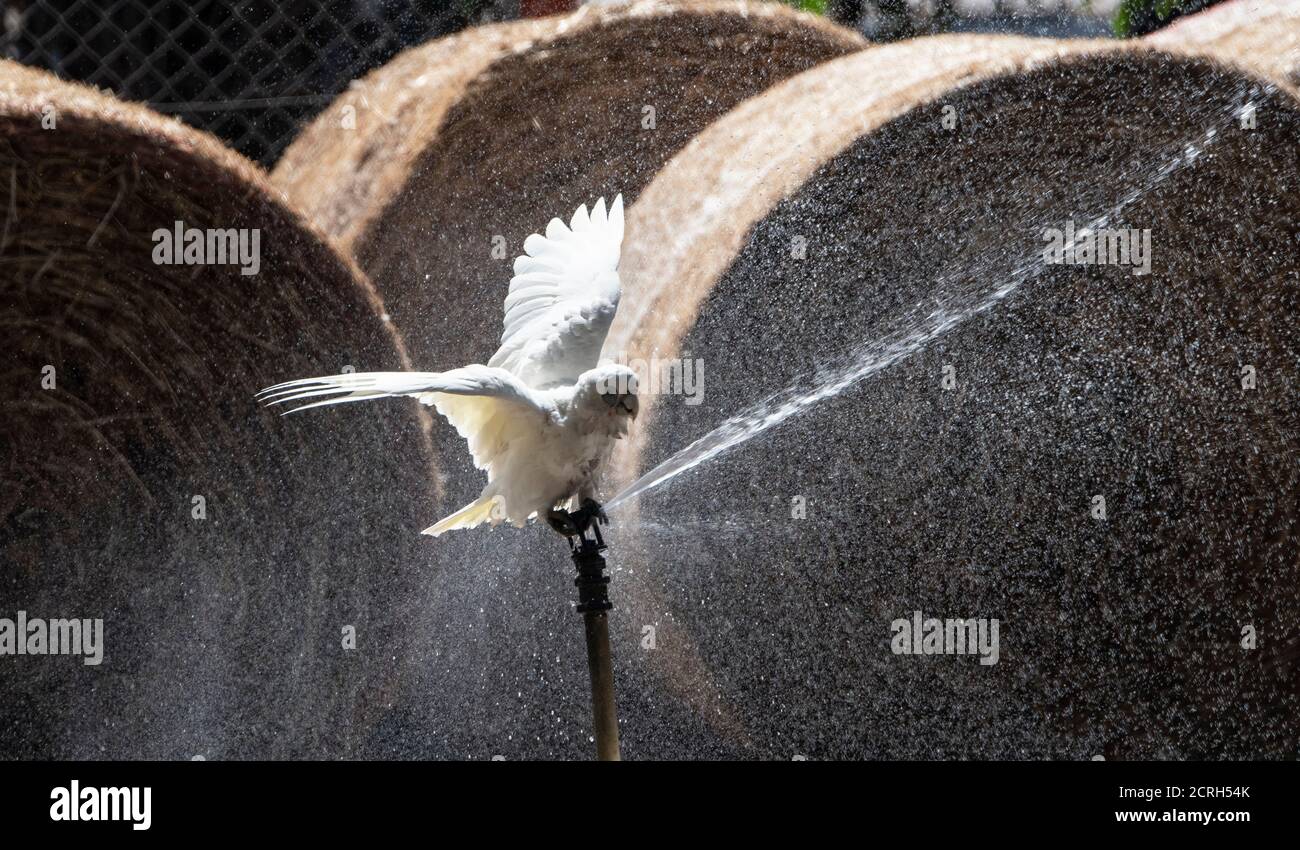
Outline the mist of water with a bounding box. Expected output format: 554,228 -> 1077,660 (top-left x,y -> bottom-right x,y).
606,122 -> 1225,513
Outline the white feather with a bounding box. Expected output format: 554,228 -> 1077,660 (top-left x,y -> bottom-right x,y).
489,194 -> 623,389
259,196 -> 633,536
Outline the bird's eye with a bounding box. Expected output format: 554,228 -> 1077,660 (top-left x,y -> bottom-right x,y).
600,392 -> 620,407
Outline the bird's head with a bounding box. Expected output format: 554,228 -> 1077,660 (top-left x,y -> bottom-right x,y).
577,364 -> 639,427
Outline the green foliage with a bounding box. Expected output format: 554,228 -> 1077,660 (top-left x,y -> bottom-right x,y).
1114,0 -> 1222,37
782,0 -> 829,14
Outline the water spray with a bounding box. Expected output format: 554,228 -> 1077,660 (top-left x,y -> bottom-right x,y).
605,119 -> 1226,513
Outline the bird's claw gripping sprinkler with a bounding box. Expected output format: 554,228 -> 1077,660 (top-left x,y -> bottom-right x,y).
546,498 -> 607,541
547,498 -> 619,761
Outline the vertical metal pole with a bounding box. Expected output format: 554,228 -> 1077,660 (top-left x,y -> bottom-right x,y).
572,533 -> 620,761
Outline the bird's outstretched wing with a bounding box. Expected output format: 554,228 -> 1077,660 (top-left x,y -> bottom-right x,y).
258,365 -> 554,473
489,195 -> 623,389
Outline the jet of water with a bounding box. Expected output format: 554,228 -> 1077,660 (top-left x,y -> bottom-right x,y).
606,122 -> 1224,513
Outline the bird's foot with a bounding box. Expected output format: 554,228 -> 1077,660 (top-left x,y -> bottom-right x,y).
576,498 -> 608,528
547,507 -> 581,537
546,499 -> 607,540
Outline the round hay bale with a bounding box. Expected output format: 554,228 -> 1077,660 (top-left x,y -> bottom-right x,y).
608,35 -> 1300,757
1148,0 -> 1300,91
271,0 -> 864,372
0,60 -> 436,758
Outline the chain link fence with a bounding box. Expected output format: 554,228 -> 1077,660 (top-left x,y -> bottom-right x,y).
0,1 -> 1186,165
1,0 -> 515,164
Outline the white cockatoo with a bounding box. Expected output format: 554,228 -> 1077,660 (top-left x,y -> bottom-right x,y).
258,196 -> 638,537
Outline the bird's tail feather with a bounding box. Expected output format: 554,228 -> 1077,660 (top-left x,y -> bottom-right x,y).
423,495 -> 501,537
